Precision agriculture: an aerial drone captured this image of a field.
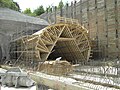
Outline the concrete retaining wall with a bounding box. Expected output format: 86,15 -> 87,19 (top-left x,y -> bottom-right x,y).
0,8 -> 49,63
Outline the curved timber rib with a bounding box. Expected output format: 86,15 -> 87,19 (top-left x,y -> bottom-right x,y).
10,17 -> 91,64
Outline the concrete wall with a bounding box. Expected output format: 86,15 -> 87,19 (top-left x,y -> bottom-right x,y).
0,32 -> 11,61
0,20 -> 47,61
0,8 -> 49,63
40,0 -> 120,60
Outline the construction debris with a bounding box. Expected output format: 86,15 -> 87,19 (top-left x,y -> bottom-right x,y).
1,67 -> 35,87
38,60 -> 73,75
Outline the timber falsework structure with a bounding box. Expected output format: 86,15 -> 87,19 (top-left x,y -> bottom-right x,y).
9,17 -> 91,68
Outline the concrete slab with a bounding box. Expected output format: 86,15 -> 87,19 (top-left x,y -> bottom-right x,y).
1,86 -> 36,90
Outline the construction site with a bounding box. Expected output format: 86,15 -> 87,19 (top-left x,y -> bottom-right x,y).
0,0 -> 120,90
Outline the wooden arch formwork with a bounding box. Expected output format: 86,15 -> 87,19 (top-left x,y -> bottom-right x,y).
10,17 -> 91,66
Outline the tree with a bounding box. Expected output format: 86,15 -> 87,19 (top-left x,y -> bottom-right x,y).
0,0 -> 11,8
13,1 -> 20,11
58,0 -> 64,9
23,8 -> 36,16
0,0 -> 20,11
46,6 -> 53,13
58,0 -> 64,16
10,1 -> 19,11
23,8 -> 34,16
33,5 -> 45,16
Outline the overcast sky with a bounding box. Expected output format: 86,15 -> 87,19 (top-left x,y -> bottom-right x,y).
13,0 -> 80,11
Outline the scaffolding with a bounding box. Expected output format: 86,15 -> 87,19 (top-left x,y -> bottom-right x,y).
9,17 -> 91,70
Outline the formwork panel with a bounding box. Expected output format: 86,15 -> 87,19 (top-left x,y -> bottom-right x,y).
62,9 -> 66,17
108,45 -> 118,59
89,19 -> 96,29
118,38 -> 120,49
107,19 -> 115,26
107,24 -> 116,31
118,0 -> 120,8
118,6 -> 120,23
89,10 -> 96,21
82,12 -> 88,23
107,8 -> 115,20
119,25 -> 120,36
97,0 -> 104,9
90,31 -> 96,40
76,3 -> 80,15
89,27 -> 97,39
97,11 -> 105,38
106,0 -> 115,6
108,52 -> 118,59
97,25 -> 104,35
89,0 -> 95,11
108,30 -> 116,39
106,0 -> 115,10
76,14 -> 81,23
97,7 -> 104,16
108,39 -> 116,45
68,6 -> 72,18
81,1 -> 87,12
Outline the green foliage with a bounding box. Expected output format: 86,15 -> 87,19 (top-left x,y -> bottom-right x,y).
0,0 -> 10,8
58,0 -> 64,9
23,8 -> 31,14
46,6 -> 53,13
0,0 -> 20,11
23,8 -> 36,16
23,6 -> 45,16
33,5 -> 45,16
13,2 -> 20,11
46,6 -> 50,12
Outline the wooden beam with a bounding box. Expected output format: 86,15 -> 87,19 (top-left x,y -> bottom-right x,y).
58,37 -> 75,41
30,72 -> 90,90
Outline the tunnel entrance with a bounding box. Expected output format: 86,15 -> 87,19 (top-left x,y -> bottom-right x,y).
48,40 -> 79,64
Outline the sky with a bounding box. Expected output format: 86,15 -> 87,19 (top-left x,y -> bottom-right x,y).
13,0 -> 80,11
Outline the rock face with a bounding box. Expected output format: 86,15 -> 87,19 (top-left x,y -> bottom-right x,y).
0,8 -> 49,62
